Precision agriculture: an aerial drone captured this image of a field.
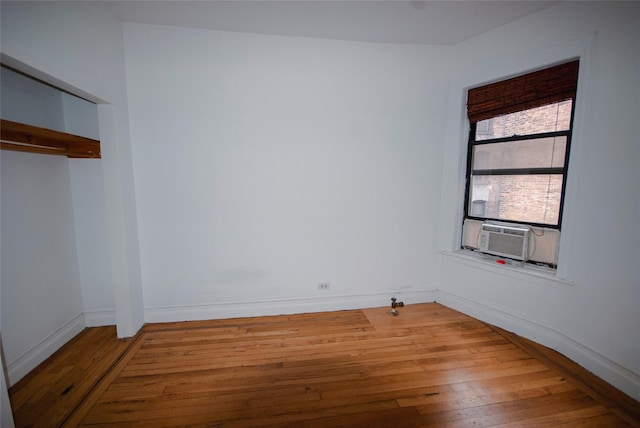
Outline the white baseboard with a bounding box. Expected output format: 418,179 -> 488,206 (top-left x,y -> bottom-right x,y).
436,289 -> 640,401
144,289 -> 436,323
6,312 -> 86,386
84,308 -> 116,327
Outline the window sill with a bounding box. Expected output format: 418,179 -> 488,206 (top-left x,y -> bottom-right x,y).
441,249 -> 575,287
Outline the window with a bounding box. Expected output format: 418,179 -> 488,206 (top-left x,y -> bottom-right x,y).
462,61 -> 579,266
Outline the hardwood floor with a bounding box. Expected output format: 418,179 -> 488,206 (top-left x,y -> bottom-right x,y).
9,303 -> 640,427
7,326 -> 133,427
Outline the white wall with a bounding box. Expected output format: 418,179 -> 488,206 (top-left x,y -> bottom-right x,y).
68,159 -> 116,325
123,23 -> 446,320
0,67 -> 64,130
63,93 -> 116,326
439,1 -> 640,399
0,150 -> 85,382
62,92 -> 99,139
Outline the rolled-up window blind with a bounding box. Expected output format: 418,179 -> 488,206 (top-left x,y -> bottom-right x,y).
467,60 -> 579,123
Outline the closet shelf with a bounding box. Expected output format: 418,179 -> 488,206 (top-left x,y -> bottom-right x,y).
1,119 -> 101,158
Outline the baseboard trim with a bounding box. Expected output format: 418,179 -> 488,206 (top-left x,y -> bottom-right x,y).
436,289 -> 640,402
83,309 -> 116,327
6,312 -> 86,386
144,289 -> 436,323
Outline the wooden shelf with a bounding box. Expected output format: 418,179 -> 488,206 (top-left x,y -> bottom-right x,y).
0,119 -> 100,159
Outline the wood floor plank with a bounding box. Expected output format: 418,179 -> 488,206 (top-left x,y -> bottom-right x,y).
415,390 -> 596,426
7,303 -> 638,427
61,331 -> 146,427
494,406 -> 630,428
8,327 -> 133,428
493,325 -> 640,426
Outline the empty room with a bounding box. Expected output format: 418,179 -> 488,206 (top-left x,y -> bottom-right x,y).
1,1 -> 638,426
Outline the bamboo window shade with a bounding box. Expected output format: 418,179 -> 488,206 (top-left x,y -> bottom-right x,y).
467,60 -> 579,123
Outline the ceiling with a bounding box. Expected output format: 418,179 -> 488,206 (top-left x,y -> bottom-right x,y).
110,1 -> 560,46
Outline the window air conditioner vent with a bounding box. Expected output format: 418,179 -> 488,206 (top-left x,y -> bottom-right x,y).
479,224 -> 530,261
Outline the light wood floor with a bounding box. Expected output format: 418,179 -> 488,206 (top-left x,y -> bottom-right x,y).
9,303 -> 640,427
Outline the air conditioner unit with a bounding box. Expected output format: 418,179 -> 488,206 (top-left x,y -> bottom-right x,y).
479,224 -> 530,261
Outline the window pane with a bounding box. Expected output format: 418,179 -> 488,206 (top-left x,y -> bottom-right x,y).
476,100 -> 572,140
472,136 -> 566,171
469,174 -> 563,225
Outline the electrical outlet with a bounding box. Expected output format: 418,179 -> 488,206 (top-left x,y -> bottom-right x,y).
318,282 -> 330,290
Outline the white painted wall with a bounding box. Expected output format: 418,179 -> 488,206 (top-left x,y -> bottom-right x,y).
439,2 -> 640,399
0,66 -> 64,130
0,150 -> 85,382
68,159 -> 116,326
62,93 -> 99,139
63,93 -> 117,326
123,24 -> 446,320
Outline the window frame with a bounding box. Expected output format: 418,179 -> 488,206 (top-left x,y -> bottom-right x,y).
463,117 -> 575,230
